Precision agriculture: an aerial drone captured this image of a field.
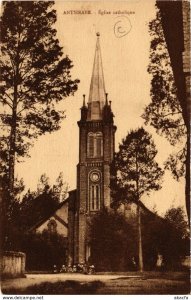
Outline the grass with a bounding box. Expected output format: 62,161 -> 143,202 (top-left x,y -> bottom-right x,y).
98,272 -> 190,295
2,271 -> 190,295
2,280 -> 105,295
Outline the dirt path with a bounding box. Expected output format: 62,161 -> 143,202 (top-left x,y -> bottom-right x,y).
2,273 -> 140,290
1,272 -> 190,295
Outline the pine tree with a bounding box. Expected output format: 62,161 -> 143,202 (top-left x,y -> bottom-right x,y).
0,2 -> 79,215
142,8 -> 189,220
111,127 -> 164,271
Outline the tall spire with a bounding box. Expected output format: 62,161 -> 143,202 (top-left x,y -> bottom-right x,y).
88,33 -> 106,120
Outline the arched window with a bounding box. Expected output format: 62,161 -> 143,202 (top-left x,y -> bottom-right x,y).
87,132 -> 103,157
47,219 -> 57,233
96,132 -> 103,157
87,132 -> 94,157
96,185 -> 99,209
90,184 -> 100,211
91,185 -> 95,210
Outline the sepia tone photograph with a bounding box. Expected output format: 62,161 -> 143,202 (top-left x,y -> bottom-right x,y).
0,0 -> 190,296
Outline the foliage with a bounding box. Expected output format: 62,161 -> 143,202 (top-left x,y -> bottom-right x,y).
16,172 -> 68,231
18,189 -> 59,231
137,207 -> 189,270
0,1 -> 79,205
89,209 -> 138,271
2,280 -> 105,295
53,172 -> 68,201
142,206 -> 189,270
110,130 -> 188,270
88,206 -> 189,271
164,206 -> 189,238
142,10 -> 186,145
142,7 -> 189,220
2,172 -> 68,251
0,1 -> 79,153
111,127 -> 164,206
164,148 -> 186,181
37,173 -> 50,194
141,212 -> 162,270
1,175 -> 25,250
36,172 -> 68,201
111,127 -> 164,271
20,230 -> 67,271
160,207 -> 189,269
142,7 -> 187,187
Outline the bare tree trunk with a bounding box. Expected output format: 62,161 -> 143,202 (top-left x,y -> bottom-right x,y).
135,146 -> 144,272
137,203 -> 143,272
3,83 -> 17,249
6,64 -> 18,233
8,80 -> 18,207
9,118 -> 16,203
186,135 -> 190,223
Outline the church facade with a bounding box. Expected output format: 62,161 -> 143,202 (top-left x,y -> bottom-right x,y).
68,33 -> 117,264
35,33 -> 117,265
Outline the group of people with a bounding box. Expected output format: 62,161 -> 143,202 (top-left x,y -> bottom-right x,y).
53,263 -> 95,274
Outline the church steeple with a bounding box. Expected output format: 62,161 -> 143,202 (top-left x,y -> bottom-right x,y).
88,33 -> 106,120
73,32 -> 117,265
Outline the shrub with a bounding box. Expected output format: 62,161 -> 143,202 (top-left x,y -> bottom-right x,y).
21,230 -> 67,271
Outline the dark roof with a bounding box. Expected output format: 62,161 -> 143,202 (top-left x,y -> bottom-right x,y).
54,214 -> 68,228
29,190 -> 76,231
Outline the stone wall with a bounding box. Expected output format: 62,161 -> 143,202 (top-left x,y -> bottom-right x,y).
2,251 -> 26,278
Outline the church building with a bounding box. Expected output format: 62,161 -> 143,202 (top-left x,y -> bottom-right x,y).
35,33 -> 117,265
68,32 -> 117,265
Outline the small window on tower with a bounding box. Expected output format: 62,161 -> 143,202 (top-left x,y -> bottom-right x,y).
96,132 -> 103,157
90,184 -> 100,211
96,185 -> 100,210
87,132 -> 94,157
87,132 -> 103,157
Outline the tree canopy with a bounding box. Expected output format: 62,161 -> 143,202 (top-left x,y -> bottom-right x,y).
16,172 -> 68,231
0,1 -> 79,200
3,172 -> 68,250
111,127 -> 164,271
142,10 -> 186,146
111,127 -> 164,206
142,7 -> 189,220
89,209 -> 138,271
161,206 -> 189,269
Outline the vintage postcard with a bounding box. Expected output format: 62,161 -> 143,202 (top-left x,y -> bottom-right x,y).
1,0 -> 190,297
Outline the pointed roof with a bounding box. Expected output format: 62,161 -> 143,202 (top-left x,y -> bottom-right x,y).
88,33 -> 106,120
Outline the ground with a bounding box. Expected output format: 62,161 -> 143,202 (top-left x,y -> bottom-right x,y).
2,272 -> 190,295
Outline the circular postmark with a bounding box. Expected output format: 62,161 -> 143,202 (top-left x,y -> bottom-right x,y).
114,15 -> 132,38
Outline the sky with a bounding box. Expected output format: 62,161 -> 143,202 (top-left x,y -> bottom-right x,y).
15,0 -> 185,216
